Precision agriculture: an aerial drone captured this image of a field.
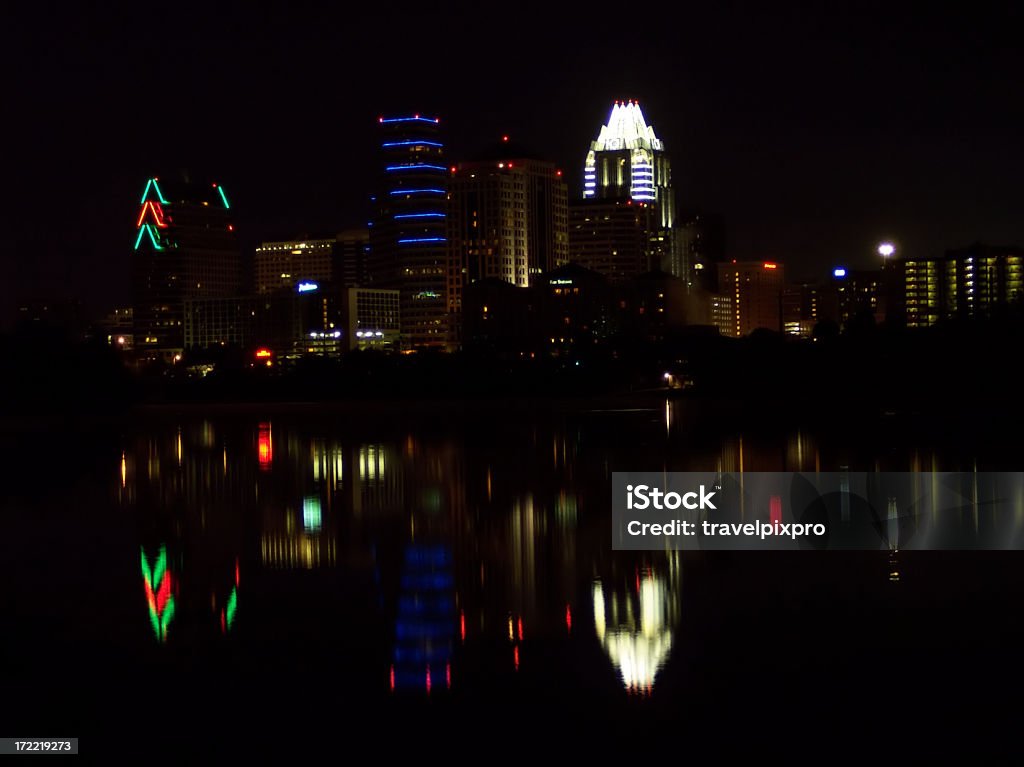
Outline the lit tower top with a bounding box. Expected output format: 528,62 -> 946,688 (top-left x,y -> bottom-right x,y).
583,100 -> 673,227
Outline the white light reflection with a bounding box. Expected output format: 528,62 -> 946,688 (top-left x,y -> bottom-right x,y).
592,566 -> 680,694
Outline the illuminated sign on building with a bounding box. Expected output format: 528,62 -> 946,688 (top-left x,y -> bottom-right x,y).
297,281 -> 319,293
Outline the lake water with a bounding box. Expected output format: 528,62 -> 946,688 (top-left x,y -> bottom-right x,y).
2,398 -> 1022,756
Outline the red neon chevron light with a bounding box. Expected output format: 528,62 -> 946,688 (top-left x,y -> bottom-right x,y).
136,200 -> 168,229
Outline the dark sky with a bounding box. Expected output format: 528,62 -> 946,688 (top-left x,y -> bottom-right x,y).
4,1 -> 1023,321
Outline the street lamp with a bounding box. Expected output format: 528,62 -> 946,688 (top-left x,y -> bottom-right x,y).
878,242 -> 895,259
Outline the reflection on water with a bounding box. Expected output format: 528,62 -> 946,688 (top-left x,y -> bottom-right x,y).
594,553 -> 682,694
391,544 -> 455,693
110,399 -> 1017,700
140,545 -> 175,642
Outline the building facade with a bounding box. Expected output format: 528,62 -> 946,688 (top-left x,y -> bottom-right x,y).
944,244 -> 1023,319
568,198 -> 657,282
254,239 -> 336,295
897,245 -> 1023,328
716,261 -> 785,336
674,210 -> 725,291
336,228 -> 370,288
782,283 -> 819,338
341,288 -> 400,351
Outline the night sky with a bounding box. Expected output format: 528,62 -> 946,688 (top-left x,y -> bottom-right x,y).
4,2 -> 1022,322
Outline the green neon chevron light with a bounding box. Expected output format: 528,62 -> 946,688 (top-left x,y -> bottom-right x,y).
134,224 -> 164,251
140,178 -> 169,204
216,186 -> 230,209
152,179 -> 168,204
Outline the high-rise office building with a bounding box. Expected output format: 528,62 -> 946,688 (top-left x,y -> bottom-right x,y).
447,138 -> 568,343
254,238 -> 335,295
132,176 -> 241,359
369,114 -> 449,351
716,261 -> 785,336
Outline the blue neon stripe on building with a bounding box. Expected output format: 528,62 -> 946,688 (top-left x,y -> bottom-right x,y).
388,189 -> 446,195
386,164 -> 448,172
397,237 -> 448,245
383,140 -> 443,148
381,116 -> 440,124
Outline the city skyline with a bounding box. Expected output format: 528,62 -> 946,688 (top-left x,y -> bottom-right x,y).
4,3 -> 1023,323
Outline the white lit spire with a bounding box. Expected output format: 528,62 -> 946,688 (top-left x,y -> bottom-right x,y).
582,101 -> 671,221
592,100 -> 664,153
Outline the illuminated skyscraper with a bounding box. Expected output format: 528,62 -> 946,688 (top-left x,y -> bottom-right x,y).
132,176 -> 241,359
369,115 -> 449,351
447,138 -> 568,343
576,101 -> 678,283
583,101 -> 674,229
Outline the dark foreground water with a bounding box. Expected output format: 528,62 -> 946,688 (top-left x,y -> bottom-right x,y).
2,397 -> 1023,757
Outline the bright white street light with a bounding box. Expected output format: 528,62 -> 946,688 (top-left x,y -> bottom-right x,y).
878,242 -> 895,258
